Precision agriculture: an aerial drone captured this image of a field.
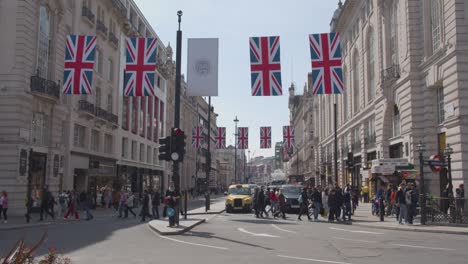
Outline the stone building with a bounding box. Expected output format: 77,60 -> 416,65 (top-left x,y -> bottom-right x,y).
312,0 -> 468,196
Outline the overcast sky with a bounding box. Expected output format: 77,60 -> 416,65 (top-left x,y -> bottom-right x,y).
135,0 -> 338,159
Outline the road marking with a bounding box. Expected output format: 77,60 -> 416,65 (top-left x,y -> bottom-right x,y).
278,255 -> 354,264
329,227 -> 384,235
390,243 -> 455,251
237,227 -> 280,238
158,235 -> 228,250
271,224 -> 297,233
332,237 -> 375,243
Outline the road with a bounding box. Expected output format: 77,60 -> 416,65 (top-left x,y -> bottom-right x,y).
1,206 -> 468,264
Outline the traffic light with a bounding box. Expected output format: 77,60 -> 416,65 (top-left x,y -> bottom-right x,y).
158,136 -> 172,161
171,128 -> 186,162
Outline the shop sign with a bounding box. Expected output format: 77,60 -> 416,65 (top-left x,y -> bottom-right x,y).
371,165 -> 395,175
19,149 -> 27,176
372,158 -> 408,167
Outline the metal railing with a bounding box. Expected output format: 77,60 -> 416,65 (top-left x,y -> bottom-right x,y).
96,20 -> 108,36
30,75 -> 60,100
81,6 -> 95,23
78,100 -> 95,115
381,64 -> 400,82
423,196 -> 467,225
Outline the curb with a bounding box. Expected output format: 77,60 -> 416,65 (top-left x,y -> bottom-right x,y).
352,222 -> 468,236
148,219 -> 206,235
186,209 -> 226,216
0,222 -> 51,231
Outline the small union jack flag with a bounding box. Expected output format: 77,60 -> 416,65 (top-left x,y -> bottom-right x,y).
63,35 -> 96,95
214,127 -> 226,149
260,127 -> 271,149
237,127 -> 249,149
249,36 -> 282,96
309,33 -> 344,94
192,126 -> 204,149
124,37 -> 158,96
283,126 -> 295,151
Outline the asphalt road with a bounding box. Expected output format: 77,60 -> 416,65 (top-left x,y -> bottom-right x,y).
1,206 -> 468,264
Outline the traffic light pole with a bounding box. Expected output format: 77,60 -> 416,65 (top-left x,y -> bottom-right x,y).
173,11 -> 182,195
205,96 -> 211,211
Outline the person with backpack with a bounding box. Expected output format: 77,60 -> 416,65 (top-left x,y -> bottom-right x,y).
342,186 -> 352,221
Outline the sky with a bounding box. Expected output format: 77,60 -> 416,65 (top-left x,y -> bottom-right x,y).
134,0 -> 338,158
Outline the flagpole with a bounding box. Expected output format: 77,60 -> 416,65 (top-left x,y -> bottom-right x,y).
334,96 -> 338,185
205,96 -> 211,211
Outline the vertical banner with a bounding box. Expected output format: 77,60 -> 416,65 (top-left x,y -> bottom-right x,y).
187,38 -> 219,96
237,127 -> 249,149
259,127 -> 272,149
63,35 -> 96,95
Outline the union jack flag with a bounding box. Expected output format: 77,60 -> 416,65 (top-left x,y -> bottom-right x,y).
283,126 -> 295,151
260,127 -> 271,149
309,33 -> 344,94
192,126 -> 204,149
124,37 -> 158,96
63,35 -> 96,95
237,127 -> 248,149
214,127 -> 226,149
249,36 -> 282,96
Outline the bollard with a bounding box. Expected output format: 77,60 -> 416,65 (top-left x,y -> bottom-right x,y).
379,197 -> 385,222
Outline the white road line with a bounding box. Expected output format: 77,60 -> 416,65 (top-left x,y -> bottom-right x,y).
237,227 -> 280,238
278,255 -> 354,264
390,244 -> 455,251
329,227 -> 384,235
332,237 -> 375,243
271,224 -> 297,233
155,233 -> 228,250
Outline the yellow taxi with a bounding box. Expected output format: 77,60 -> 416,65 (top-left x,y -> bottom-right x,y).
225,184 -> 253,213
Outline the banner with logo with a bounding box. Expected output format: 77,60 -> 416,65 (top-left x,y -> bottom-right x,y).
187,38 -> 219,96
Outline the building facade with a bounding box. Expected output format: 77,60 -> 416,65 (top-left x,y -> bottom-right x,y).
312,0 -> 468,196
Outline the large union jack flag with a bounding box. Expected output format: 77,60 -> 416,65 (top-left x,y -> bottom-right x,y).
237,127 -> 249,149
124,37 -> 158,96
249,36 -> 282,96
63,35 -> 96,95
214,127 -> 226,149
260,127 -> 271,149
192,126 -> 204,149
309,33 -> 344,95
283,126 -> 295,151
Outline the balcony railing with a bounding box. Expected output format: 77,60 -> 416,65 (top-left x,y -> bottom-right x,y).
96,20 -> 108,37
381,64 -> 400,82
111,0 -> 127,18
81,6 -> 95,24
30,75 -> 60,100
79,100 -> 118,125
78,100 -> 95,115
108,32 -> 118,47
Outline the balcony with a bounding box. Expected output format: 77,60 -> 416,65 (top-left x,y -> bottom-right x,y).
111,0 -> 127,18
30,75 -> 60,100
96,20 -> 108,38
78,101 -> 118,126
381,64 -> 400,83
108,32 -> 118,48
81,6 -> 95,24
78,100 -> 95,118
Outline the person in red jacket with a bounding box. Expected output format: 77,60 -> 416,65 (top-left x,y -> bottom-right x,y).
269,188 -> 279,216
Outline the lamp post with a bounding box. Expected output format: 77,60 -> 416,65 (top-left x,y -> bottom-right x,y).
234,116 -> 239,183
417,141 -> 426,225
444,144 -> 454,218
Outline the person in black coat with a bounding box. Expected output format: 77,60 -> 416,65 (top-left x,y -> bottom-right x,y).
343,186 -> 352,221
298,188 -> 311,221
311,187 -> 322,221
141,190 -> 151,222
335,185 -> 344,220
152,190 -> 161,219
165,184 -> 180,227
258,188 -> 267,217
40,188 -> 55,221
328,189 -> 337,222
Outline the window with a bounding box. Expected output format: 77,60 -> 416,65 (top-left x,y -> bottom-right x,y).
121,137 -> 128,158
140,98 -> 146,137
367,30 -> 376,101
108,58 -> 113,81
354,127 -> 360,151
32,112 -> 50,145
437,87 -> 445,124
140,143 -> 145,162
389,2 -> 398,65
37,6 -> 51,78
95,87 -> 101,107
366,0 -> 373,17
73,124 -> 86,148
367,117 -> 376,144
153,148 -> 158,164
131,140 -> 137,160
132,97 -> 138,134
147,97 -> 153,140
122,97 -> 129,130
104,134 -> 113,154
95,48 -> 103,74
430,0 -> 443,52
107,94 -> 113,113
353,52 -> 360,113
393,105 -> 401,137
91,130 -> 100,151
147,146 -> 151,163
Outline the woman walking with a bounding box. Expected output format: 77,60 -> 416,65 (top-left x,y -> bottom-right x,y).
1,191 -> 8,223
125,192 -> 137,218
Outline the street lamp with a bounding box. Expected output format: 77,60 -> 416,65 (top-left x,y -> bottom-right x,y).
417,141 -> 426,225
444,144 -> 454,192
234,116 -> 239,183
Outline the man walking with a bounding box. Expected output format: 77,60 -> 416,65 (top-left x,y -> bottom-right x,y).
40,187 -> 54,221
298,188 -> 311,221
343,185 -> 352,221
311,187 -> 322,221
396,183 -> 407,224
141,190 -> 152,222
125,192 -> 136,218
152,190 -> 161,219
118,190 -> 128,218
165,183 -> 180,227
274,189 -> 287,219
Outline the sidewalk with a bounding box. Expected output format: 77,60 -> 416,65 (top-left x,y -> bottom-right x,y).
148,199 -> 225,235
352,203 -> 468,235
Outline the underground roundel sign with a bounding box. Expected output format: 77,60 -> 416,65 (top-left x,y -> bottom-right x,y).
430,155 -> 443,172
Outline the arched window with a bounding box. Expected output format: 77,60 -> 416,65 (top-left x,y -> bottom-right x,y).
37,6 -> 50,78
367,29 -> 376,101
353,51 -> 360,114
430,0 -> 443,52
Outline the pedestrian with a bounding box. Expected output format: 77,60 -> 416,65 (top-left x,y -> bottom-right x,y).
396,183 -> 406,224
58,191 -> 68,217
79,191 -> 93,220
253,188 -> 261,218
456,184 -> 465,215
328,189 -> 337,222
141,190 -> 152,222
118,190 -> 128,218
390,186 -> 397,216
40,187 -> 54,221
25,193 -> 33,223
311,187 -> 322,221
261,187 -> 269,217
152,190 -> 161,219
165,183 -> 180,227
48,192 -> 57,221
342,186 -> 352,221
1,191 -> 8,223
125,192 -> 136,218
298,188 -> 311,221
405,184 -> 414,224
334,185 -> 343,221
64,191 -> 79,220
274,188 -> 287,219
268,188 -> 278,216
322,188 -> 329,218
